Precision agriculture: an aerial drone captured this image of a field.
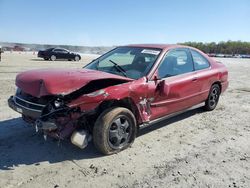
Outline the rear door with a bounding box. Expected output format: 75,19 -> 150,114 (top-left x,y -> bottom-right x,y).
148,48 -> 201,120
52,49 -> 62,59
52,49 -> 68,59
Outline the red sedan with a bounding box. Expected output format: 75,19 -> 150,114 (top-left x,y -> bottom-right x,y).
8,44 -> 228,154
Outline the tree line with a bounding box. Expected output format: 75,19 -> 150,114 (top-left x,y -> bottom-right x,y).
180,41 -> 250,55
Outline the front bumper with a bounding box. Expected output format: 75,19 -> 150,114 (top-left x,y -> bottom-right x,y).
8,96 -> 44,118
8,96 -> 60,131
8,96 -> 91,147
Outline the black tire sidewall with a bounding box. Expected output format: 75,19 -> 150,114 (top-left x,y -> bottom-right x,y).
93,107 -> 137,155
205,84 -> 221,111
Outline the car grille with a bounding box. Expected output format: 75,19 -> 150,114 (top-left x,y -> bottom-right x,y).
14,96 -> 46,112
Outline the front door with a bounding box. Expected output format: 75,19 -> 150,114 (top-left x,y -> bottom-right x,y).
148,48 -> 201,120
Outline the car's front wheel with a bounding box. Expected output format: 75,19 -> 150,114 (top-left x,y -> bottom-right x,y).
204,84 -> 221,111
50,55 -> 56,61
93,107 -> 137,155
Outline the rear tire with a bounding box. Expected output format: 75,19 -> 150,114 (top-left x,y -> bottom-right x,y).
204,84 -> 221,111
74,56 -> 80,61
93,107 -> 137,155
50,55 -> 56,61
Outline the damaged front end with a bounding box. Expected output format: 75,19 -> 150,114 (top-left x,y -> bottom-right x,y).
8,88 -> 92,149
8,73 -> 133,149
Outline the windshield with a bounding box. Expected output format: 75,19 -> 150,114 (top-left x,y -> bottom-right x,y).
84,47 -> 161,79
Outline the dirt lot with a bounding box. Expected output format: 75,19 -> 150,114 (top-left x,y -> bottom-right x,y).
0,52 -> 249,188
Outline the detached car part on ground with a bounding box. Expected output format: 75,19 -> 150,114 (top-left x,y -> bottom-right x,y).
38,48 -> 81,61
8,44 -> 228,155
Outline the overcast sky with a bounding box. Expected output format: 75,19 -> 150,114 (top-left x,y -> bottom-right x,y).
0,0 -> 249,46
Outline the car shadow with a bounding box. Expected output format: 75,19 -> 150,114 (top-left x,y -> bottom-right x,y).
138,107 -> 204,136
30,58 -> 73,62
0,118 -> 102,170
0,107 -> 204,170
30,58 -> 47,61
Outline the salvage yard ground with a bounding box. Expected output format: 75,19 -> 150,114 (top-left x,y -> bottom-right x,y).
0,52 -> 250,188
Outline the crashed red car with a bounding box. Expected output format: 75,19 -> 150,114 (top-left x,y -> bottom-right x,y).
8,44 -> 228,155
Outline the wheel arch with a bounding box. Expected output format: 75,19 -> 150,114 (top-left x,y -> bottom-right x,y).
212,81 -> 222,92
97,97 -> 141,125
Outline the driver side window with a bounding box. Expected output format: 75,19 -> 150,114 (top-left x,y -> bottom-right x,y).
158,49 -> 193,78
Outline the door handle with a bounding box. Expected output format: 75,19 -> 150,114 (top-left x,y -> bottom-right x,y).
192,77 -> 198,82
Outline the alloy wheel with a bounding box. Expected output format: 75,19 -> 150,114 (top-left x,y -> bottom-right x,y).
108,116 -> 132,149
209,87 -> 220,108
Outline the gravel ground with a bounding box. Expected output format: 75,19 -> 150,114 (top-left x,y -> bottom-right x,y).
0,52 -> 249,188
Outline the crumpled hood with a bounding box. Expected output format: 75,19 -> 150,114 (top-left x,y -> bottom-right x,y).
16,68 -> 132,97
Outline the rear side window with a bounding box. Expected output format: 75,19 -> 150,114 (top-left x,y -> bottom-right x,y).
191,50 -> 210,70
53,49 -> 67,52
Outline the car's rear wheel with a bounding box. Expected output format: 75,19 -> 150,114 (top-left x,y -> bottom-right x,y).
93,107 -> 137,155
50,55 -> 56,61
74,56 -> 80,61
204,84 -> 221,111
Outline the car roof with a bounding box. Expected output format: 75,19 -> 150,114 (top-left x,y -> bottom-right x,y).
46,48 -> 55,50
53,48 -> 68,50
125,44 -> 192,51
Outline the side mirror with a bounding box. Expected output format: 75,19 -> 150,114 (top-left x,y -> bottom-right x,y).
153,75 -> 160,82
156,79 -> 170,96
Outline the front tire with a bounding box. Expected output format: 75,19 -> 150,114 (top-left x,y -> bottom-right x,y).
93,107 -> 137,155
50,55 -> 56,61
204,84 -> 221,111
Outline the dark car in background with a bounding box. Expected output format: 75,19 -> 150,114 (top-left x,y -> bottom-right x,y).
38,48 -> 81,61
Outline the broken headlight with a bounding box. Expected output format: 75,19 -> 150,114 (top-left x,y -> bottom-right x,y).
54,99 -> 64,108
